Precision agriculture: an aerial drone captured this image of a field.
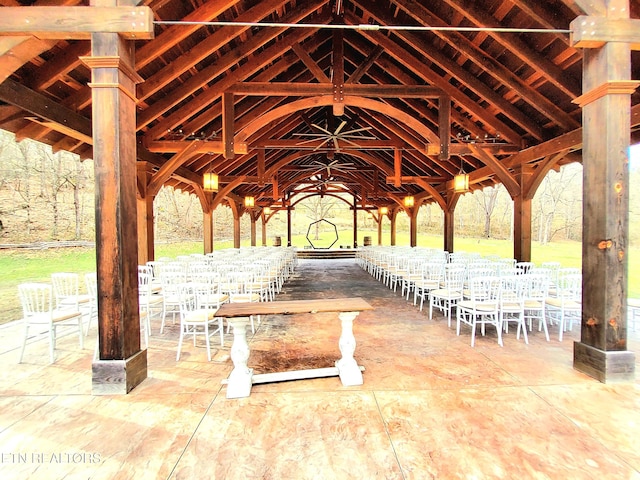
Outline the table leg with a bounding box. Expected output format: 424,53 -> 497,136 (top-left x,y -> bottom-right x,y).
226,317 -> 253,399
335,311 -> 363,386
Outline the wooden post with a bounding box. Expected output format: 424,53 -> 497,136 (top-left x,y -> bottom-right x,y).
443,193 -> 460,254
377,214 -> 383,246
233,209 -> 241,249
250,211 -> 257,247
136,194 -> 154,265
84,32 -> 147,394
409,207 -> 418,247
261,213 -> 267,247
353,196 -> 358,248
443,209 -> 454,254
389,208 -> 397,246
287,206 -> 292,247
203,209 -> 213,254
513,165 -> 532,262
136,162 -> 155,264
571,0 -> 637,382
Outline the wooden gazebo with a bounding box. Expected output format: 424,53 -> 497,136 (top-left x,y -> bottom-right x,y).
0,0 -> 637,391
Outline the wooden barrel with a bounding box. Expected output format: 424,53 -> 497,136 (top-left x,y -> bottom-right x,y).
273,236 -> 282,247
363,236 -> 372,246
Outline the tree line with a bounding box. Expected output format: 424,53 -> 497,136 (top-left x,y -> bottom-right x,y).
1,129 -> 638,246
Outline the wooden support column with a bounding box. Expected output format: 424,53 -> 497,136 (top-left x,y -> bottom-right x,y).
443,192 -> 460,254
571,0 -> 637,382
409,207 -> 418,247
136,162 -> 155,264
353,196 -> 358,248
377,214 -> 383,246
136,194 -> 154,264
389,208 -> 398,246
233,208 -> 241,249
261,212 -> 268,247
84,32 -> 146,394
203,208 -> 214,254
249,210 -> 259,247
287,206 -> 292,247
443,210 -> 454,254
513,165 -> 533,262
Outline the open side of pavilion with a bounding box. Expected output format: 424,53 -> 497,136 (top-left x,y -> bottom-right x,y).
0,258 -> 638,479
0,2 -> 637,395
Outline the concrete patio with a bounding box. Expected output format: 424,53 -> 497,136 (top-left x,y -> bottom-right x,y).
1,258 -> 638,479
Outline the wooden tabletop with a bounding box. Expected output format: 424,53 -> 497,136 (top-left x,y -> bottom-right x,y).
216,297 -> 373,318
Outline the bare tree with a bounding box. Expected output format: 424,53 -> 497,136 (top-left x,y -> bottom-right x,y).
534,163 -> 582,244
474,186 -> 501,238
300,195 -> 340,240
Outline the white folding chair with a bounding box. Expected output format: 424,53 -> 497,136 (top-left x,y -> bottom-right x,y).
546,273 -> 581,341
18,283 -> 84,363
176,283 -> 225,361
429,265 -> 466,327
499,275 -> 527,344
456,276 -> 502,347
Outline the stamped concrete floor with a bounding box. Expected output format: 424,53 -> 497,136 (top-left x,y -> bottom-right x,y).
1,258 -> 639,479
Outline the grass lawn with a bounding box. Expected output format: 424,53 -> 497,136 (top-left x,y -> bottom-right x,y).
1,236 -> 638,325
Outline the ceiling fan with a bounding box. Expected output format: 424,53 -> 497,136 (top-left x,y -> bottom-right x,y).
292,120 -> 377,152
299,157 -> 358,178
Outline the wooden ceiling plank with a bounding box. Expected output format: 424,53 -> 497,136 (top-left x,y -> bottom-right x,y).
136,0 -> 241,69
439,0 -> 580,100
354,3 -> 545,140
154,26 -> 327,141
137,0 -> 289,101
390,0 -> 580,131
351,22 -> 523,144
28,41 -> 89,91
139,2 -> 328,137
177,52 -> 303,142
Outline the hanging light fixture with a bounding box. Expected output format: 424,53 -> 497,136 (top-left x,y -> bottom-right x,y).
244,196 -> 255,208
263,206 -> 272,215
203,155 -> 218,192
203,171 -> 219,192
454,158 -> 469,193
379,206 -> 388,215
403,196 -> 415,208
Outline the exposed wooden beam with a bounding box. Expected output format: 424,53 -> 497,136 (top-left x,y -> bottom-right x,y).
229,82 -> 445,98
570,16 -> 640,49
0,78 -> 92,139
332,26 -> 345,116
145,140 -> 248,154
0,6 -> 154,39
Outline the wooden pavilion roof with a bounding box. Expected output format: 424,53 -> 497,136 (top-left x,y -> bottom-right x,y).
1,0 -> 639,211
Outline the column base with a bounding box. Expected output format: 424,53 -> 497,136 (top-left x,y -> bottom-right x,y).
92,349 -> 148,395
573,342 -> 635,383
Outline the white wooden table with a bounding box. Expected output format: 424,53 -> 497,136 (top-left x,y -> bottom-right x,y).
216,297 -> 373,398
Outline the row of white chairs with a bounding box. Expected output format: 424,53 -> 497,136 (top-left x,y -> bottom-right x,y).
357,246 -> 582,345
17,248 -> 298,364
141,248 -> 297,360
